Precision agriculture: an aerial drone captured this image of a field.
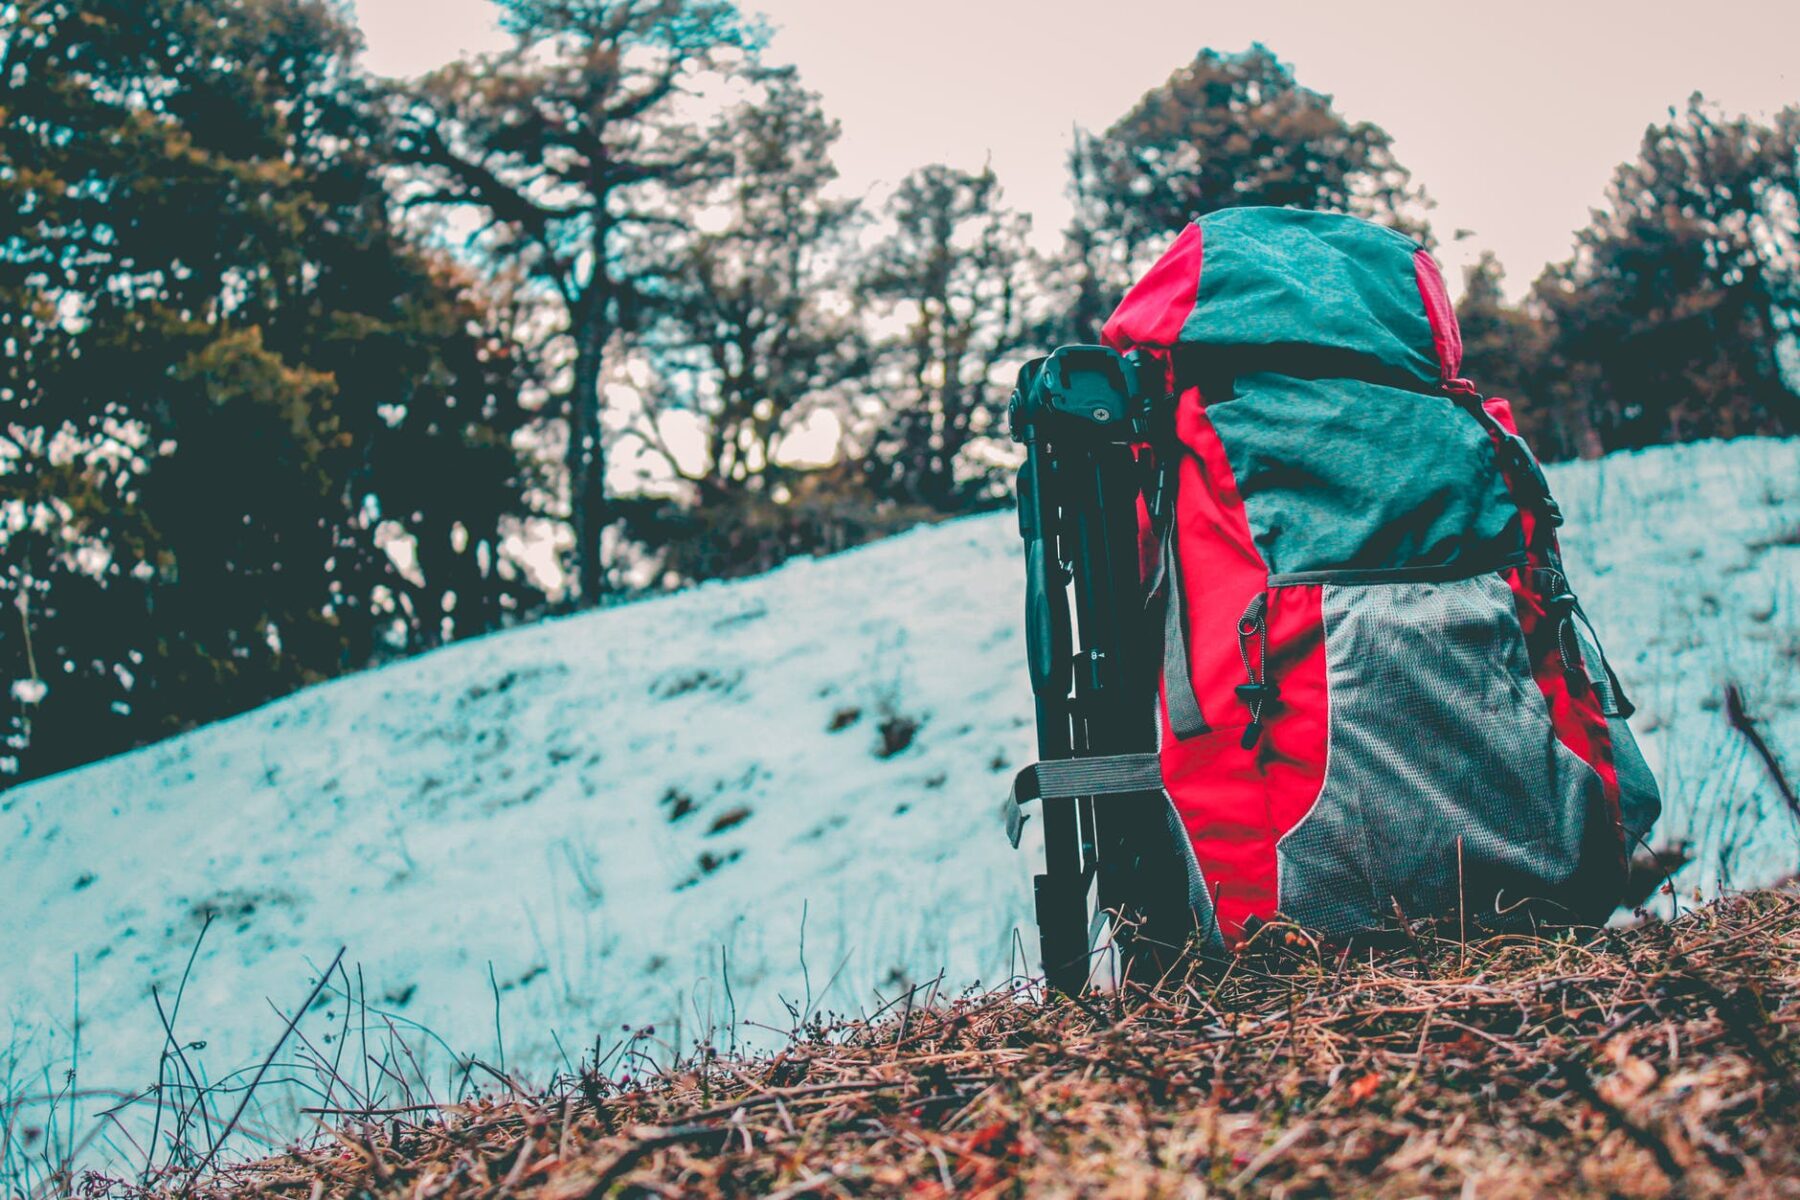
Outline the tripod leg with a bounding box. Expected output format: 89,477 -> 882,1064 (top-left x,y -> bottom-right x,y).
1065,443 -> 1194,984
1035,865 -> 1090,994
1019,450 -> 1091,993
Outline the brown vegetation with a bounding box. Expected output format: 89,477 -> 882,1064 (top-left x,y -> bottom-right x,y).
120,886 -> 1800,1199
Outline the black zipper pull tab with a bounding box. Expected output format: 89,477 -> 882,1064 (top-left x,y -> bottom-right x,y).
1237,686 -> 1273,748
1236,593 -> 1277,748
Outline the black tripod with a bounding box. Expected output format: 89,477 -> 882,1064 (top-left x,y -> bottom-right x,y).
1005,345 -> 1197,996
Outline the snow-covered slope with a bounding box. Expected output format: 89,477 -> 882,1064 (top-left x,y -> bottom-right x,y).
3,437 -> 1797,1167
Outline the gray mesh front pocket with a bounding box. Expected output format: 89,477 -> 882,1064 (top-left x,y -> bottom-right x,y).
1276,572 -> 1603,934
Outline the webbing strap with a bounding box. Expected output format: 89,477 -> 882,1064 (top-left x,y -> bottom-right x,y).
1154,467 -> 1208,741
1448,382 -> 1565,538
1004,753 -> 1164,847
1574,603 -> 1637,718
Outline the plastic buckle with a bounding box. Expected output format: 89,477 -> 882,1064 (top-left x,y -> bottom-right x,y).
1003,795 -> 1026,848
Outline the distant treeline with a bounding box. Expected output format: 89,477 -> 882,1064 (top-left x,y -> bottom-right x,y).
2,0 -> 1797,785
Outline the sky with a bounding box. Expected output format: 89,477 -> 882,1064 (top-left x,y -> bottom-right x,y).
350,0 -> 1800,298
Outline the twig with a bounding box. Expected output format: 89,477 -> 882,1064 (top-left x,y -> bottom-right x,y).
1725,683 -> 1799,822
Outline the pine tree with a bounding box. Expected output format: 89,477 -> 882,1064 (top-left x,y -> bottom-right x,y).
1058,44 -> 1427,341
0,0 -> 545,784
610,69 -> 888,585
396,0 -> 761,603
1535,95 -> 1800,450
633,68 -> 866,499
1454,253 -> 1578,459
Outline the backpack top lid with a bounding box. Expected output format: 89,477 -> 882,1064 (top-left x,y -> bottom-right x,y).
1097,207 -> 1511,580
1101,207 -> 1460,391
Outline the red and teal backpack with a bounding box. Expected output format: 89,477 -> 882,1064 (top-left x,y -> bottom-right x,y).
1016,207 -> 1661,954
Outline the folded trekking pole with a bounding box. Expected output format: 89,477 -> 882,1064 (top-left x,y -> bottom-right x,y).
1006,345 -> 1194,995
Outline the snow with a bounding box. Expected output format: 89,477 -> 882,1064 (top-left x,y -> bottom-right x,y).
2,435 -> 1796,1171
1544,437 -> 1800,891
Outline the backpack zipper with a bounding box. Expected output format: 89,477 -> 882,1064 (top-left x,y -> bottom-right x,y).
1266,552 -> 1527,588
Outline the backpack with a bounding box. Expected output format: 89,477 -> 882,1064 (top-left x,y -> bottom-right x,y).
1007,207 -> 1661,971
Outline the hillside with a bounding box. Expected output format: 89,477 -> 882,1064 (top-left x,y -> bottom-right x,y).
3,436 -> 1798,1172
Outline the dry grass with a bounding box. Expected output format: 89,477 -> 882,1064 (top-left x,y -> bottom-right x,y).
113,886 -> 1800,1199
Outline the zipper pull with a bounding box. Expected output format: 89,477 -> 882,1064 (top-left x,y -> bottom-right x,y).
1237,684 -> 1277,748
1534,567 -> 1588,691
1236,593 -> 1277,748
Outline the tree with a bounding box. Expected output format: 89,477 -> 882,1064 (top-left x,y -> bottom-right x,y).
0,0 -> 546,784
1454,253 -> 1578,459
859,165 -> 1036,512
607,68 -> 890,586
1534,95 -> 1800,451
631,68 -> 865,500
396,0 -> 761,603
1059,44 -> 1427,341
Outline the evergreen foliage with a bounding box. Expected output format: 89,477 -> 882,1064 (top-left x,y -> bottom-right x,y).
1534,96 -> 1800,451
0,0 -> 545,783
1057,44 -> 1428,342
395,0 -> 763,602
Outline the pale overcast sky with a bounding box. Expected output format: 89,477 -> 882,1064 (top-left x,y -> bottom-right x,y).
350,0 -> 1799,297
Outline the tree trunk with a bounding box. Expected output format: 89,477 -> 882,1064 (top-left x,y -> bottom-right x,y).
568,315 -> 610,604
